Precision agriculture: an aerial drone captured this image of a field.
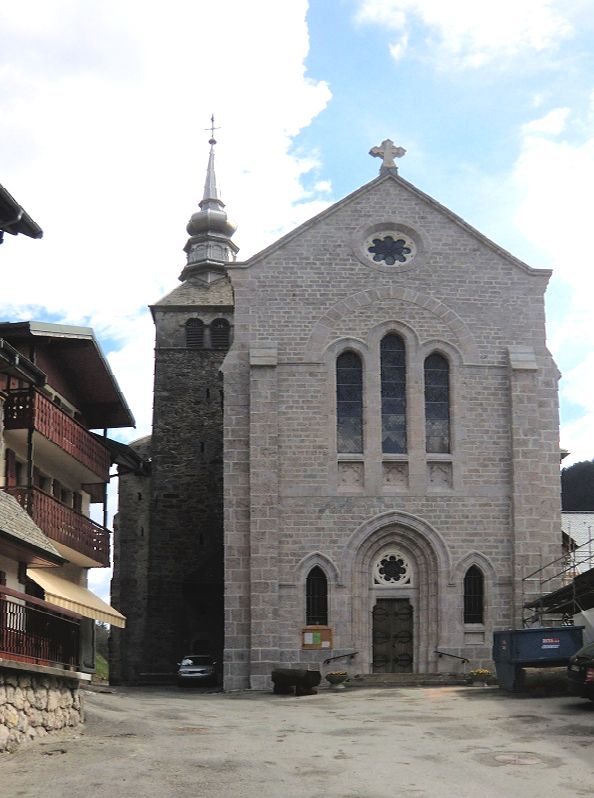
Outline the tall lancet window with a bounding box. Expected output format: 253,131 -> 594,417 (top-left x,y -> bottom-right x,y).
424,353 -> 450,453
380,334 -> 406,453
306,566 -> 328,626
464,566 -> 484,624
336,351 -> 363,453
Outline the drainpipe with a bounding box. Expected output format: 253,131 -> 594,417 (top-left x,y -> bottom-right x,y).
103,428 -> 108,530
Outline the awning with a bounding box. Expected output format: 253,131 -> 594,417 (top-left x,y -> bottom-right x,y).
27,569 -> 126,628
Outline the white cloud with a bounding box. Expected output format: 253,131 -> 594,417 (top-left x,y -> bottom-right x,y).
0,0 -> 332,432
88,567 -> 111,604
522,107 -> 570,136
510,102 -> 594,459
355,0 -> 575,67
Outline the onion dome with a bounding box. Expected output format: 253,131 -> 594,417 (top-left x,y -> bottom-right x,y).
180,128 -> 238,283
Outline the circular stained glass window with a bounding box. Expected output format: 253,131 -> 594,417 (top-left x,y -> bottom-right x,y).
364,232 -> 416,266
373,550 -> 413,586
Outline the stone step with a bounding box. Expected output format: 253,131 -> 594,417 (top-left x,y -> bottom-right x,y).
345,672 -> 472,688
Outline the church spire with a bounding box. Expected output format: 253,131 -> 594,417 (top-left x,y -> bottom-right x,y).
180,117 -> 238,283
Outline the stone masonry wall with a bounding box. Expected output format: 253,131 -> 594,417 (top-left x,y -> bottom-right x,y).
110,436 -> 151,685
142,309 -> 228,676
223,172 -> 561,687
0,668 -> 82,753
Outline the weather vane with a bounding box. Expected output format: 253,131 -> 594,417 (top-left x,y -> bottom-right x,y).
206,114 -> 221,145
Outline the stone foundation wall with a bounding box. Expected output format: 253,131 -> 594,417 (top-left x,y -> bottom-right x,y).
0,668 -> 83,753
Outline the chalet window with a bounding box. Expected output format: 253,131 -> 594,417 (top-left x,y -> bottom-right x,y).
424,353 -> 450,453
306,566 -> 328,625
464,565 -> 484,624
336,351 -> 363,453
210,318 -> 230,350
185,319 -> 205,349
380,334 -> 406,453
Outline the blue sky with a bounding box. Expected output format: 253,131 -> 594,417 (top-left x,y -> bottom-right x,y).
2,1 -> 594,597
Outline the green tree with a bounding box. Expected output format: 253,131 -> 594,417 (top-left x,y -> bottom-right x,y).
561,460 -> 594,510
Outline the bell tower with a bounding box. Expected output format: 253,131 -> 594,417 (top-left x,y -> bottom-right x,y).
112,123 -> 237,683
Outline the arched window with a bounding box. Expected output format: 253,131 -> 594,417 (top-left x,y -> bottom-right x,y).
211,318 -> 230,350
464,565 -> 484,624
336,351 -> 363,453
424,353 -> 450,453
380,334 -> 406,453
185,318 -> 204,349
306,566 -> 328,625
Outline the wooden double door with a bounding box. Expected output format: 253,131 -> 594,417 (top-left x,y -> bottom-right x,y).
372,598 -> 413,673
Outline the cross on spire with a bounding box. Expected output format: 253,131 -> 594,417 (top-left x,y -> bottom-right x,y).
369,138 -> 406,174
205,114 -> 220,145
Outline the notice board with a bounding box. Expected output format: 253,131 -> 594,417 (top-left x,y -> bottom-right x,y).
302,625 -> 333,650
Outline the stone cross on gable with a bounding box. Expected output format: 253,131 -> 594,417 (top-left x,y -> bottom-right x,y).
369,139 -> 406,173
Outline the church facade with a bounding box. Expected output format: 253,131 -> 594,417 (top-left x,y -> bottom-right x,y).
111,139 -> 562,690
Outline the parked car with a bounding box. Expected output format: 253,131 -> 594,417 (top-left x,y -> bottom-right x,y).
177,655 -> 217,687
567,641 -> 594,701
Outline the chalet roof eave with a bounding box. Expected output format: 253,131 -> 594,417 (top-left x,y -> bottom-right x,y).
0,321 -> 135,429
0,183 -> 43,240
0,338 -> 46,386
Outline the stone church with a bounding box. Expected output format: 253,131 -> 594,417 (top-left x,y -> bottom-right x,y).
111,137 -> 562,690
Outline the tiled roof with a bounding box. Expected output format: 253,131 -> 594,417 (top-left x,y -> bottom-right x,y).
153,275 -> 233,308
0,492 -> 61,559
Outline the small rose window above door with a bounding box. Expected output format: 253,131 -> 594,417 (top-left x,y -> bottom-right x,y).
373,549 -> 413,586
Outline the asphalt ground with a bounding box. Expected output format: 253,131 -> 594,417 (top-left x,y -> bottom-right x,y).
1,681 -> 593,798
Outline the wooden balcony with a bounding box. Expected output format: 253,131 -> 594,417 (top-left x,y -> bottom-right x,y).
7,487 -> 110,567
3,388 -> 110,480
0,585 -> 80,669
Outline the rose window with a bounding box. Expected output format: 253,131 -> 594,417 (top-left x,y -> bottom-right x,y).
373,550 -> 412,586
365,232 -> 416,266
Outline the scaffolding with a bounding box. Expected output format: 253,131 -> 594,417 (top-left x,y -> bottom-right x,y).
521,536 -> 594,627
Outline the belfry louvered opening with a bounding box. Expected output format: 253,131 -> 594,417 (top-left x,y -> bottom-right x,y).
211,318 -> 230,350
185,319 -> 205,349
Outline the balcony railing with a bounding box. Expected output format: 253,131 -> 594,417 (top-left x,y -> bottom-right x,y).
3,388 -> 110,480
7,487 -> 110,567
0,585 -> 80,669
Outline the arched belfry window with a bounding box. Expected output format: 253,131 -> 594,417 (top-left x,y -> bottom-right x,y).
424,353 -> 450,453
464,565 -> 484,624
380,334 -> 406,453
211,318 -> 230,350
306,566 -> 328,625
336,351 -> 363,453
186,319 -> 204,349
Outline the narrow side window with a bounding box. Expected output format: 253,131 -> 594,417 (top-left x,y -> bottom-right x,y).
464,565 -> 484,624
186,319 -> 204,349
211,318 -> 230,350
424,353 -> 450,453
336,351 -> 363,453
381,334 -> 406,453
306,566 -> 328,625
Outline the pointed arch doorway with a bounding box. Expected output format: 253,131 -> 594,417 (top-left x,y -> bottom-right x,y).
371,548 -> 415,673
347,512 -> 449,675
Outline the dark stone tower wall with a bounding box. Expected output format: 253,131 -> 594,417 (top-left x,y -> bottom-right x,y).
141,306 -> 230,676
110,437 -> 151,684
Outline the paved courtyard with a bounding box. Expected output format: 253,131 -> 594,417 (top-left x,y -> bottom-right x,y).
1,683 -> 593,797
